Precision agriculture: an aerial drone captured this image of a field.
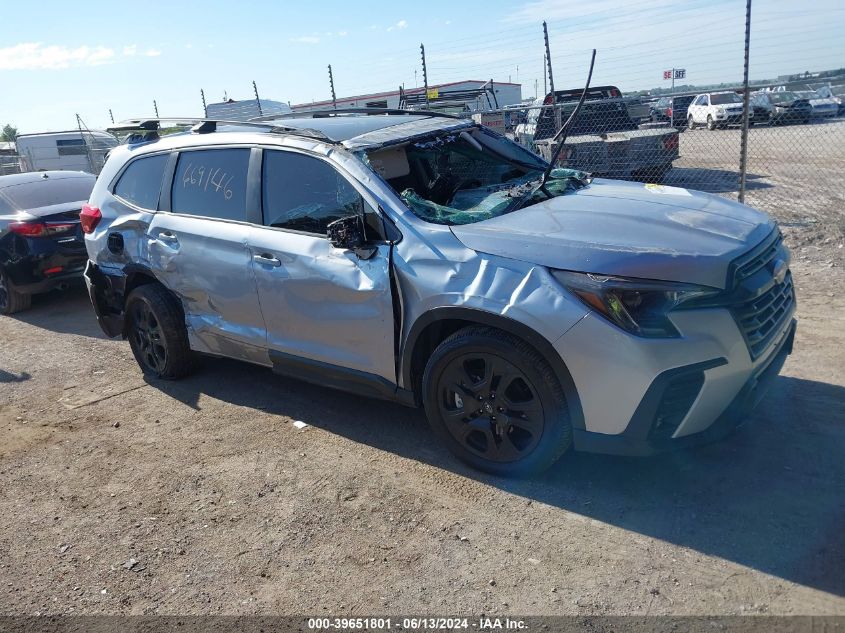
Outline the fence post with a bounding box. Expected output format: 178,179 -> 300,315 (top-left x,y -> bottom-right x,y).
738,0 -> 752,203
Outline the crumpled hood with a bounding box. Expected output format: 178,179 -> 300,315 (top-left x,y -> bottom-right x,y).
450,179 -> 775,289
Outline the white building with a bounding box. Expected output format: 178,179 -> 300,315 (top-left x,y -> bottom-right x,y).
292,80 -> 523,113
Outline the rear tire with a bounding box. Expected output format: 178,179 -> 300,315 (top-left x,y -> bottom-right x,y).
422,326 -> 573,477
0,268 -> 31,315
125,284 -> 196,380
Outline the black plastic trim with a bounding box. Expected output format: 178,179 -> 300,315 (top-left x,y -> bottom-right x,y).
269,349 -> 415,407
401,307 -> 585,430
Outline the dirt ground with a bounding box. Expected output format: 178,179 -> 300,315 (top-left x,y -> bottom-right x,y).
0,166 -> 843,617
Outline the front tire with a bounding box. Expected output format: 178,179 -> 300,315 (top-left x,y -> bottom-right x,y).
687,116 -> 696,130
125,284 -> 196,379
0,268 -> 31,315
422,326 -> 572,477
707,115 -> 717,130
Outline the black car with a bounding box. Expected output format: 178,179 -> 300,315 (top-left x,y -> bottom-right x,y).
0,171 -> 95,314
650,95 -> 695,127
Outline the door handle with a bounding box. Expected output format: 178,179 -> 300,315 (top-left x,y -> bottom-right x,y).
253,253 -> 281,267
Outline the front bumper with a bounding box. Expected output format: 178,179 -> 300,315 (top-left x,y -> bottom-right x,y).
554,288 -> 796,456
571,319 -> 795,456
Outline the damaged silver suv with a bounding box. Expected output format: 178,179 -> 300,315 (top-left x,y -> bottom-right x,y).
83,111 -> 796,476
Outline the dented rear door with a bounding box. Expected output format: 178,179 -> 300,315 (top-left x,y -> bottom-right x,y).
149,147 -> 268,364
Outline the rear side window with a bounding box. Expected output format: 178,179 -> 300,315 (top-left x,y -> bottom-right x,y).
262,150 -> 365,235
172,149 -> 250,221
114,154 -> 168,210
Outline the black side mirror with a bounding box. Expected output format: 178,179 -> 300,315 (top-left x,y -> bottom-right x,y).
327,214 -> 365,250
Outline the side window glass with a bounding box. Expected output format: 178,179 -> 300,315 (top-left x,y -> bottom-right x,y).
262,150 -> 374,236
171,148 -> 250,221
113,153 -> 168,210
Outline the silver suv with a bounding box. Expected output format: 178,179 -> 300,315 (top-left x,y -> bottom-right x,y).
83,111 -> 796,476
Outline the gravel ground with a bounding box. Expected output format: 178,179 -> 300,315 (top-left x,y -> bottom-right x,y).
0,141 -> 843,616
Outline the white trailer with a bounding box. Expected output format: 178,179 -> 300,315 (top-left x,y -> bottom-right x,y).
15,130 -> 118,174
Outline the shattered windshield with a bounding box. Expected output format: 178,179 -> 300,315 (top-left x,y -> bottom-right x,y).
364,128 -> 590,226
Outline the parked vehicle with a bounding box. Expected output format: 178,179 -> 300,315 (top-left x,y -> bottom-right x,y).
84,112 -> 796,476
514,86 -> 679,182
687,92 -> 745,130
793,91 -> 839,118
15,131 -> 118,174
814,85 -> 845,114
0,171 -> 95,314
750,92 -> 811,125
650,95 -> 695,127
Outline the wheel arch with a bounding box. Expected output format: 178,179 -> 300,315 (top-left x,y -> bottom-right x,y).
120,264 -> 185,337
402,307 -> 584,430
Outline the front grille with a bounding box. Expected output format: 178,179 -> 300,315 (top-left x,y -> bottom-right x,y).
733,272 -> 794,360
651,372 -> 705,440
732,230 -> 783,285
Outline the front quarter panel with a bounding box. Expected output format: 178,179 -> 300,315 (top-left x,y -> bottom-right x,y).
391,218 -> 589,389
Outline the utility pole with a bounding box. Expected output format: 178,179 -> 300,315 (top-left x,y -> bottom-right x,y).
420,43 -> 429,106
543,21 -> 559,131
200,89 -> 207,117
153,100 -> 159,117
108,109 -> 114,124
253,80 -> 262,116
328,64 -> 337,109
543,54 -> 547,96
738,0 -> 753,203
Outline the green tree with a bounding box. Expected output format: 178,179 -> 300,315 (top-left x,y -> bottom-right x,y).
1,124 -> 18,142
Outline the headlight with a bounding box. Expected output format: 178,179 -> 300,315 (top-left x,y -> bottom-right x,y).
717,107 -> 726,114
552,270 -> 720,338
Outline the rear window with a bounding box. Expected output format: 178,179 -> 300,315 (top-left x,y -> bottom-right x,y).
0,176 -> 95,210
171,148 -> 250,221
113,154 -> 169,210
710,93 -> 743,105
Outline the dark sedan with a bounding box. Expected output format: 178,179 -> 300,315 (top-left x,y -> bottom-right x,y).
0,171 -> 95,314
650,95 -> 695,127
750,92 -> 812,126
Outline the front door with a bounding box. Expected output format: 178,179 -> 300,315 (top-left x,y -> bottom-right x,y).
248,148 -> 395,382
148,147 -> 267,364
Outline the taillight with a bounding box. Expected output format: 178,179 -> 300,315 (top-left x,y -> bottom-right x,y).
9,222 -> 46,237
543,93 -> 554,105
667,107 -> 673,117
80,204 -> 102,234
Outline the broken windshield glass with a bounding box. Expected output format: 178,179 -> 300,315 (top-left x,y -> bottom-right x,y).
365,128 -> 590,226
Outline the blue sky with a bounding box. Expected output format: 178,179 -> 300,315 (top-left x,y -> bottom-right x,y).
1,0 -> 842,132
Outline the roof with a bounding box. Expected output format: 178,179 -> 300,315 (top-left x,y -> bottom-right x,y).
260,114 -> 434,142
0,171 -> 94,189
259,113 -> 472,149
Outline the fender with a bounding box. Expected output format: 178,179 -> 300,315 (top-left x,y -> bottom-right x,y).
400,306 -> 585,430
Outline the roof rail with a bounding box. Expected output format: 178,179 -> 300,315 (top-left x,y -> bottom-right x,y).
251,107 -> 461,121
106,117 -> 331,141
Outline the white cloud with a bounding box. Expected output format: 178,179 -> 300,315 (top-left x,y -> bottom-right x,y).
387,19 -> 408,32
0,43 -> 116,70
338,30 -> 348,36
122,44 -> 137,56
290,35 -> 321,44
144,48 -> 162,57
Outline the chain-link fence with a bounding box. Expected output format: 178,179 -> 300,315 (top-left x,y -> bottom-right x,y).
469,83 -> 845,231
